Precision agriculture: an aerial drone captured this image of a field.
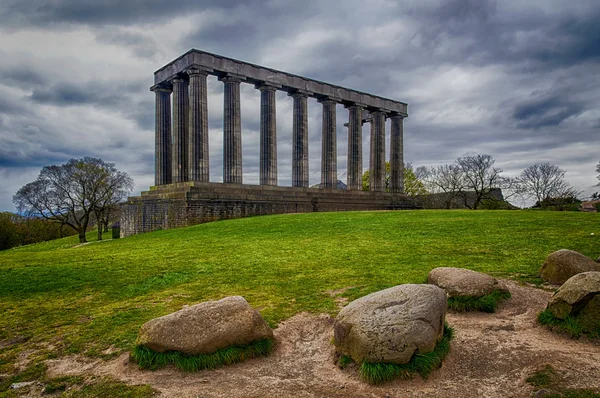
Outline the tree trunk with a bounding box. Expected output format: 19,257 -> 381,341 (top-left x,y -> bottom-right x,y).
103,221 -> 109,233
78,229 -> 87,243
97,227 -> 103,241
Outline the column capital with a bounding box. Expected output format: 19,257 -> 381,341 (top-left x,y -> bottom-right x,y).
387,112 -> 406,120
151,85 -> 172,94
170,77 -> 185,85
219,73 -> 246,83
344,102 -> 366,110
255,82 -> 281,91
186,68 -> 212,77
288,89 -> 313,98
318,96 -> 340,104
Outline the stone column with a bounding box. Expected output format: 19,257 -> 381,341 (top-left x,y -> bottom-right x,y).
290,91 -> 309,187
389,115 -> 405,193
187,69 -> 210,182
369,111 -> 386,192
171,78 -> 189,183
320,99 -> 337,189
220,75 -> 243,184
257,84 -> 278,185
152,87 -> 172,186
346,104 -> 363,190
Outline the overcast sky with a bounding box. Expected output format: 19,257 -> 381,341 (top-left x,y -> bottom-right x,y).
1,0 -> 599,211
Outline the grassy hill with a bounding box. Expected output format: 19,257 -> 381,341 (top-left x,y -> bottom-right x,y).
0,210 -> 598,386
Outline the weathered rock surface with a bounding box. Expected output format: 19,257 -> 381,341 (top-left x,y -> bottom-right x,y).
137,296 -> 273,355
333,284 -> 447,365
427,267 -> 509,298
539,249 -> 600,285
547,272 -> 600,330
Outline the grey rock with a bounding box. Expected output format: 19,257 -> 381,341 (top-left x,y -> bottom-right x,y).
11,381 -> 36,389
547,272 -> 600,330
137,296 -> 273,355
333,284 -> 447,365
539,249 -> 600,285
427,267 -> 509,298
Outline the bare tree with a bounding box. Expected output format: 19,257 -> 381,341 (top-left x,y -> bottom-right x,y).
14,157 -> 133,243
420,164 -> 464,209
519,163 -> 572,207
456,154 -> 503,210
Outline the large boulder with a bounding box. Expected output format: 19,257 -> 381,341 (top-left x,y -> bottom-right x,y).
427,267 -> 509,298
547,272 -> 600,331
539,250 -> 600,285
137,296 -> 273,355
333,284 -> 447,365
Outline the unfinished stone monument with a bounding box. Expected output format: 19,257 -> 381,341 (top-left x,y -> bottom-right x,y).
120,49 -> 417,237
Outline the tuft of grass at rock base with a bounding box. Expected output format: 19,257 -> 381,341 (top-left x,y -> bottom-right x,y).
340,323 -> 454,385
538,309 -> 600,339
131,338 -> 274,371
447,290 -> 511,313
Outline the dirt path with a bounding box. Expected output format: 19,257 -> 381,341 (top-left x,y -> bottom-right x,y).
46,281 -> 600,397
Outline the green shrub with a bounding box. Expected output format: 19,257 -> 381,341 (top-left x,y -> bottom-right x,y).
538,309 -> 599,339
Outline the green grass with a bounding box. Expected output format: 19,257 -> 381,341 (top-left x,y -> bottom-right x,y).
0,210 -> 598,391
538,309 -> 599,339
526,365 -> 600,397
131,338 -> 274,371
447,290 -> 512,313
358,323 -> 454,385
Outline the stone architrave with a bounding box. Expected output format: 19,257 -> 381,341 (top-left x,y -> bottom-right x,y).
187,68 -> 211,182
221,75 -> 244,184
171,78 -> 189,183
257,84 -> 278,186
320,98 -> 337,189
369,111 -> 386,192
389,115 -> 405,193
152,87 -> 172,186
290,91 -> 309,188
346,104 -> 363,190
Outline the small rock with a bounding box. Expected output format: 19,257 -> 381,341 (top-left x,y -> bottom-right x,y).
539,249 -> 600,285
11,381 -> 36,389
333,284 -> 447,365
547,271 -> 600,330
427,267 -> 509,298
137,296 -> 273,355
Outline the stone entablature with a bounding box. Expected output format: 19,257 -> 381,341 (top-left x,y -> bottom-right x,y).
153,49 -> 407,116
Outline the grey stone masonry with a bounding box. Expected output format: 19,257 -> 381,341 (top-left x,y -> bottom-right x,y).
346,105 -> 363,190
258,84 -> 278,186
320,99 -> 337,189
153,49 -> 408,116
171,78 -> 189,183
389,115 -> 405,193
152,87 -> 172,186
290,91 -> 309,187
187,69 -> 210,182
369,111 -> 386,192
221,75 -> 244,184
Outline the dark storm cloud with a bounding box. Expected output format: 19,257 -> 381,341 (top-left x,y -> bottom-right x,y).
0,0 -> 268,28
0,66 -> 48,88
94,29 -> 159,58
513,96 -> 584,129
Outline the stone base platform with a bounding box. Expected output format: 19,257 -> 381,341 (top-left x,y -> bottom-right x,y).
120,182 -> 419,237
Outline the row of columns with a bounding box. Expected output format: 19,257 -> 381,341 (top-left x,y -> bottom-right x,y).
152,72 -> 405,192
